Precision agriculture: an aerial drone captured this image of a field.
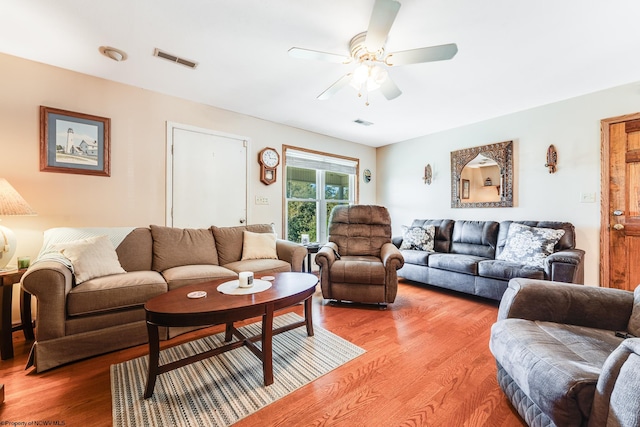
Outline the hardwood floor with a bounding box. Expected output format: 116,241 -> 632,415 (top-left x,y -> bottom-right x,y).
0,280 -> 525,426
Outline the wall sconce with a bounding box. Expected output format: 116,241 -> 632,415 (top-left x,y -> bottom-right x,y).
423,164 -> 432,185
545,145 -> 557,173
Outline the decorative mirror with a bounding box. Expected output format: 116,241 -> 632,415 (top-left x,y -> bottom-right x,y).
451,140 -> 513,208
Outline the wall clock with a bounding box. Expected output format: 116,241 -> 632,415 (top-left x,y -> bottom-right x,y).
258,147 -> 280,185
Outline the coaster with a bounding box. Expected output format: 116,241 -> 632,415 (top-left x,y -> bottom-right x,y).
187,291 -> 207,299
217,279 -> 272,295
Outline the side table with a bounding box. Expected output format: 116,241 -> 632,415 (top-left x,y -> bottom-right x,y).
303,244 -> 321,273
1,268 -> 34,360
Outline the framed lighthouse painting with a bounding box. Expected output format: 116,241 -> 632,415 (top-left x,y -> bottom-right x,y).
40,106 -> 111,177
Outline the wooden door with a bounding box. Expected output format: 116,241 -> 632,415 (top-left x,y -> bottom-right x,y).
601,112 -> 640,291
167,123 -> 248,228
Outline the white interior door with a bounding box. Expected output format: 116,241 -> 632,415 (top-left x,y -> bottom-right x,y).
168,123 -> 248,228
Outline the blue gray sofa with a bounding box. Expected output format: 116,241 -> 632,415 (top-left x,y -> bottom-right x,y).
393,219 -> 585,301
490,278 -> 640,427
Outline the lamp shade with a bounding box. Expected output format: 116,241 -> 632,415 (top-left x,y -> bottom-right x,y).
0,178 -> 36,216
0,178 -> 36,270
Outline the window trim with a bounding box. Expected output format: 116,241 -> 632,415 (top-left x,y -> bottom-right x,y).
282,145 -> 359,242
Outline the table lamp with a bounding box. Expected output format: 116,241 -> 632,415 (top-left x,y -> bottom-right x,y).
0,178 -> 36,270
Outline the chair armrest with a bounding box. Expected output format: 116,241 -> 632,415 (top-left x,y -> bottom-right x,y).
275,239 -> 307,272
589,338 -> 640,426
380,242 -> 404,270
315,243 -> 338,268
545,248 -> 585,283
20,261 -> 74,341
498,278 -> 634,331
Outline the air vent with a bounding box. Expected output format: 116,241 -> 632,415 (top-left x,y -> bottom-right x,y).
353,118 -> 374,126
153,48 -> 198,69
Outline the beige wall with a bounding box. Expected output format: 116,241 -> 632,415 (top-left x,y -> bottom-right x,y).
0,52 -> 376,322
376,80 -> 640,286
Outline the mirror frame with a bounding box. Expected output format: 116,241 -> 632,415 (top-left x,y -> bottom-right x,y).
451,140 -> 513,208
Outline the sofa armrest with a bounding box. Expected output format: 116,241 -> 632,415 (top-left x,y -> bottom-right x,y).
589,338 -> 640,427
498,278 -> 634,331
380,242 -> 404,270
391,236 -> 403,248
20,261 -> 74,341
275,239 -> 307,272
545,248 -> 585,284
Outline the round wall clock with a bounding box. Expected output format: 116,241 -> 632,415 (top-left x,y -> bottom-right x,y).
258,147 -> 280,185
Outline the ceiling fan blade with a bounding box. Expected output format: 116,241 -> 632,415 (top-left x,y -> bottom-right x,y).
364,0 -> 401,52
288,47 -> 351,64
379,76 -> 402,100
317,73 -> 353,100
385,43 -> 458,66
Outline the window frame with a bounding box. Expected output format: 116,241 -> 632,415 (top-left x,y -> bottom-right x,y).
283,145 -> 359,243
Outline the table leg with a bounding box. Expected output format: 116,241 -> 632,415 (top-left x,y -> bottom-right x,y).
20,289 -> 34,341
1,281 -> 13,360
304,296 -> 314,337
306,252 -> 312,273
262,304 -> 274,386
224,323 -> 233,342
144,323 -> 160,399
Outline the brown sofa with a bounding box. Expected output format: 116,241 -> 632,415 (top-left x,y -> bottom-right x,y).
21,224 -> 307,372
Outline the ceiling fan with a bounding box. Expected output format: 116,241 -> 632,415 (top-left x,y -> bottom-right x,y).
288,0 -> 458,105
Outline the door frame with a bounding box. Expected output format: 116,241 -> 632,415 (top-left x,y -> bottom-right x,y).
165,121 -> 251,226
600,112 -> 640,288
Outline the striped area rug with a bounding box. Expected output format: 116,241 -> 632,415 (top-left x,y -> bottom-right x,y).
111,312 -> 365,426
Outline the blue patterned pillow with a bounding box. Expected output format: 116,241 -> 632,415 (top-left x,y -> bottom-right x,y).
496,223 -> 565,268
399,225 -> 436,251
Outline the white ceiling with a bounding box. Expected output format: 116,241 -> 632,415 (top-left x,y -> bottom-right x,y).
2,1 -> 640,148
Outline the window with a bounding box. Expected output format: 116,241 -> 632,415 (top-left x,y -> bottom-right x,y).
284,147 -> 358,243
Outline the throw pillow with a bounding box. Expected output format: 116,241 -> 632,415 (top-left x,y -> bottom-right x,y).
399,224 -> 436,251
52,235 -> 126,284
496,223 -> 566,268
241,230 -> 278,260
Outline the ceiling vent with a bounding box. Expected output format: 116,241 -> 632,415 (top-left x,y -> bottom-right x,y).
153,48 -> 198,69
354,118 -> 374,126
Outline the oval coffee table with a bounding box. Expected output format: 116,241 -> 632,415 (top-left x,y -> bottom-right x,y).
143,272 -> 318,399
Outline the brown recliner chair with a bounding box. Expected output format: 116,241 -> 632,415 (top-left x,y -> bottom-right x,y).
315,205 -> 404,305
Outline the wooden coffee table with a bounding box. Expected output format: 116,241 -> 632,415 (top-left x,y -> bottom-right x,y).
143,272 -> 318,399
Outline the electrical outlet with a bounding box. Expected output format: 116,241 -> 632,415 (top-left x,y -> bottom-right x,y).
255,196 -> 269,205
580,192 -> 596,203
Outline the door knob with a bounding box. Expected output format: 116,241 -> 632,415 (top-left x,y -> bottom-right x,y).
613,223 -> 625,231
239,218 -> 246,224
613,210 -> 624,216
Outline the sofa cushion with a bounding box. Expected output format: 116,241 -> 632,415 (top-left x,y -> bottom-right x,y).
150,225 -> 218,271
241,230 -> 278,260
450,220 -> 499,258
329,255 -> 386,285
160,265 -> 238,290
399,225 -> 435,251
211,224 -> 275,266
490,319 -> 624,427
115,227 -> 153,272
478,260 -> 544,281
223,259 -> 291,275
628,286 -> 640,337
400,249 -> 431,266
67,271 -> 167,316
53,235 -> 126,285
496,223 -> 565,268
428,253 -> 486,275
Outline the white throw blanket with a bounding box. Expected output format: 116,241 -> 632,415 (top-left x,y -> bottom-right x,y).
35,227 -> 136,271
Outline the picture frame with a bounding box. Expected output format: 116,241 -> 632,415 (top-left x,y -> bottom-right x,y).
40,106 -> 111,177
461,179 -> 470,199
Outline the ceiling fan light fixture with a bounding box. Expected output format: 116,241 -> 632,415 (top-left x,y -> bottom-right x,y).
349,62 -> 388,93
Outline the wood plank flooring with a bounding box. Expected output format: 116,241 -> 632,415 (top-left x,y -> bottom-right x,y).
0,279 -> 525,426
